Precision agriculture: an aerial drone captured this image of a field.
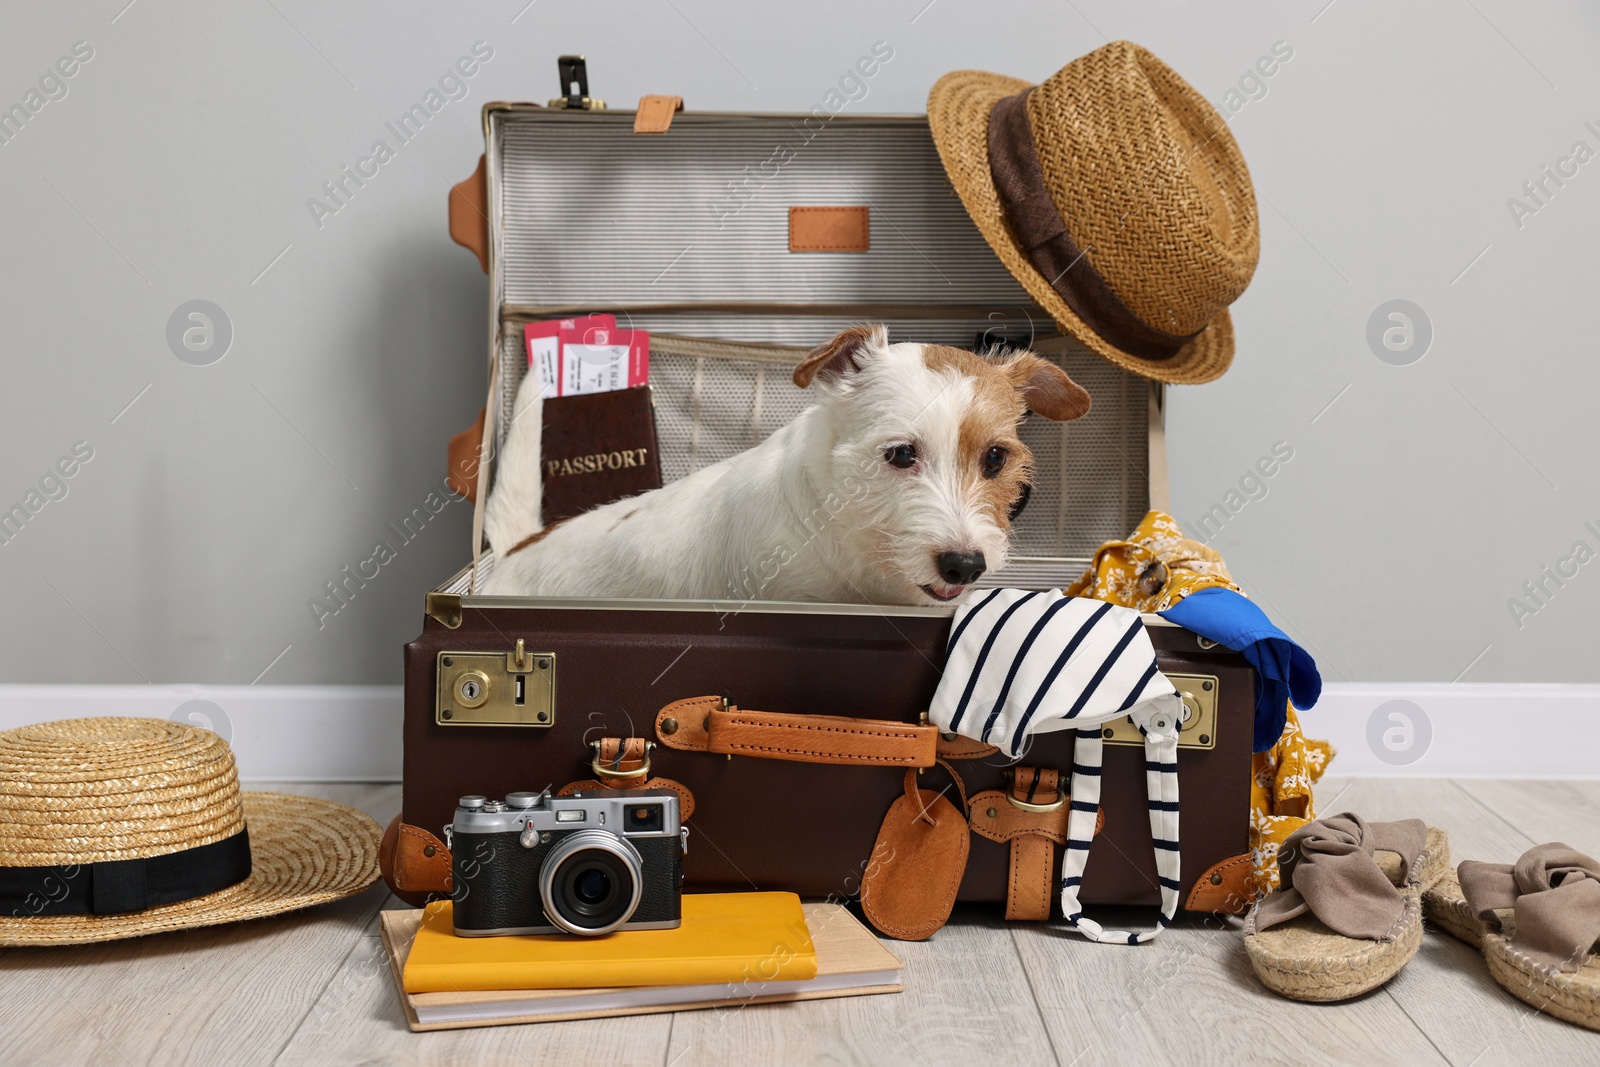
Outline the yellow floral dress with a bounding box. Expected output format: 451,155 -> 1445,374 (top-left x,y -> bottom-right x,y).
1065,511 -> 1334,896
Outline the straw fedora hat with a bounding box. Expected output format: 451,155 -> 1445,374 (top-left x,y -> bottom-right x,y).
0,717 -> 382,946
928,41 -> 1260,384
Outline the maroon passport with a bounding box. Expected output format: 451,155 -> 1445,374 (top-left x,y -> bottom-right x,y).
540,386 -> 662,525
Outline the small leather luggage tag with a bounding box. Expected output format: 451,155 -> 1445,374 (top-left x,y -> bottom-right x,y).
860,767 -> 969,941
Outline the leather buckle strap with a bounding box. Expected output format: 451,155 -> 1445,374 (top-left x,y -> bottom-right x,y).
655,696 -> 938,768
1006,767 -> 1060,922
591,737 -> 653,779
967,768 -> 1103,922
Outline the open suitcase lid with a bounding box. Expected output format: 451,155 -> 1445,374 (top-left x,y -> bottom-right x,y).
437,88 -> 1169,600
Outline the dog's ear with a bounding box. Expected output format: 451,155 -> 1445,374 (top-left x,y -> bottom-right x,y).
1007,353 -> 1091,421
793,324 -> 887,389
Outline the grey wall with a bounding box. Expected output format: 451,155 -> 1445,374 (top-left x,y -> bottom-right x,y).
2,0 -> 1596,686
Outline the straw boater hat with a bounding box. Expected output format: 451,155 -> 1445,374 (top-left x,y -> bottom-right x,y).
0,717 -> 382,946
928,41 -> 1260,384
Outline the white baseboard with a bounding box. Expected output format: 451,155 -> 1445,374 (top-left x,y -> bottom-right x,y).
0,682 -> 1594,781
1307,682 -> 1600,779
0,685 -> 403,781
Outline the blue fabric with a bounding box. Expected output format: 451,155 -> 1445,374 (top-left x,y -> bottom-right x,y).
1158,586 -> 1320,752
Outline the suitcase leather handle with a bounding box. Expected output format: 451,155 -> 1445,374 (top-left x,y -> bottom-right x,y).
655,696 -> 937,768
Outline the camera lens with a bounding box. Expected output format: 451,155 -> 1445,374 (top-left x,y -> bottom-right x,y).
539,830 -> 643,936
556,856 -> 626,921
574,867 -> 610,905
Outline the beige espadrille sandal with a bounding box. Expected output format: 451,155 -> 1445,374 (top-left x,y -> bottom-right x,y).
1423,845 -> 1600,1032
1244,813 -> 1450,1002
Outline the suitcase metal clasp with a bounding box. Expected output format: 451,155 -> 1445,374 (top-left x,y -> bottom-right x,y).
1100,673 -> 1219,750
548,55 -> 606,111
435,643 -> 557,727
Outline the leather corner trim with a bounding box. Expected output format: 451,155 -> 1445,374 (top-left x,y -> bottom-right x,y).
383,819 -> 452,895
788,206 -> 869,252
445,405 -> 486,503
448,154 -> 488,273
1184,852 -> 1256,915
634,94 -> 683,134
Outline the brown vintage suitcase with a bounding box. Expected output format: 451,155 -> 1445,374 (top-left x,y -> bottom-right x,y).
396,596 -> 1255,919
385,69 -> 1257,925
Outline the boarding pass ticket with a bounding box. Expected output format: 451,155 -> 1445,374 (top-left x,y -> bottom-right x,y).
524,315 -> 650,398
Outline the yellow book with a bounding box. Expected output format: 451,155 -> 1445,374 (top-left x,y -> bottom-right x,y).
381,902 -> 902,1031
402,892 -> 819,993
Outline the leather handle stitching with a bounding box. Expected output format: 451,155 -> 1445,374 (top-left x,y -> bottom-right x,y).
978,827 -> 1072,845
397,825 -> 445,847
720,742 -> 922,763
719,716 -> 929,741
788,207 -> 869,252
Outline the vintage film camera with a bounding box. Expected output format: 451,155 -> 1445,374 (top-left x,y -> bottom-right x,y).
449,787 -> 685,936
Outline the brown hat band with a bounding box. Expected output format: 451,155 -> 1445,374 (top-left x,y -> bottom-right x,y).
986,89 -> 1199,361
0,826 -> 252,917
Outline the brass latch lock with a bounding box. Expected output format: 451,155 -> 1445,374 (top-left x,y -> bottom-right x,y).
436,639 -> 556,727
1101,673 -> 1218,750
547,55 -> 606,111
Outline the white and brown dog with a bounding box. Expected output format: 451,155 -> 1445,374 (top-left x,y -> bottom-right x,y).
482,324 -> 1090,605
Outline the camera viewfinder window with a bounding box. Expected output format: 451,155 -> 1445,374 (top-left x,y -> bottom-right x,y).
624,804 -> 664,833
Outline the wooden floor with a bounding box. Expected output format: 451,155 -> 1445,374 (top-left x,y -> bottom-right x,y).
2,777 -> 1597,1065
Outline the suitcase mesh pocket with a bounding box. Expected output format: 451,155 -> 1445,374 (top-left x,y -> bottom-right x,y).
647,348 -> 808,480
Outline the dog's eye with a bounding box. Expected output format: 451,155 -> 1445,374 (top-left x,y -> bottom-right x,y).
884,444 -> 917,469
981,446 -> 1008,478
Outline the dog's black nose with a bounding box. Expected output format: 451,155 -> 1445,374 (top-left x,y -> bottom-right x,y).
935,551 -> 987,586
